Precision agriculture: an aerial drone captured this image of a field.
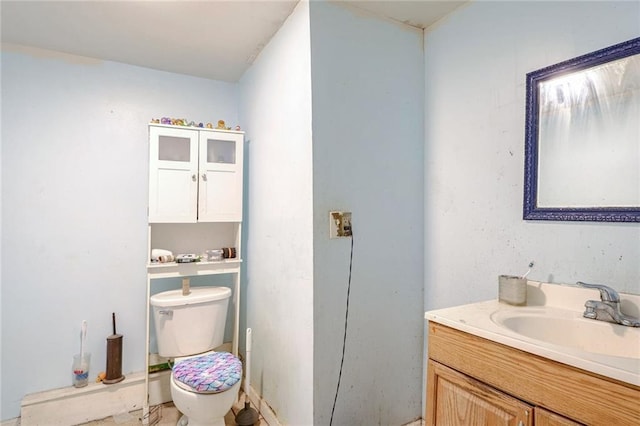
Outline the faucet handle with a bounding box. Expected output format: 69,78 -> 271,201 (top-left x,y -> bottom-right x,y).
576,281 -> 620,303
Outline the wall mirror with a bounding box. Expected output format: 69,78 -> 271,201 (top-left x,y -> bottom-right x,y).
524,37 -> 640,222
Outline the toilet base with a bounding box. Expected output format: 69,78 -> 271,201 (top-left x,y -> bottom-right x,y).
170,374 -> 240,426
176,414 -> 225,426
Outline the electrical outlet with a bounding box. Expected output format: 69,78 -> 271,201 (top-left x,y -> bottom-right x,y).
329,211 -> 352,238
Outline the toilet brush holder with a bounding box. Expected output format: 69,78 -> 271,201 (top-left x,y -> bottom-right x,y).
103,313 -> 125,384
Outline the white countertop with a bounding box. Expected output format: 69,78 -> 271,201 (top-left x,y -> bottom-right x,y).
425,281 -> 640,386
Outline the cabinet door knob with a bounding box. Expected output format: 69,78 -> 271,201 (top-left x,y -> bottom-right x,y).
201,173 -> 208,182
191,174 -> 197,182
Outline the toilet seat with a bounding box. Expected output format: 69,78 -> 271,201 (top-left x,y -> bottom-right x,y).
172,352 -> 242,394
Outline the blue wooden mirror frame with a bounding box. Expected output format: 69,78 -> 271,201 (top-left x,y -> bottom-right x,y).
523,37 -> 640,223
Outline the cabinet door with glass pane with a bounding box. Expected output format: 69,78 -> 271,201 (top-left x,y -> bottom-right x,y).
198,130 -> 243,222
148,126 -> 199,223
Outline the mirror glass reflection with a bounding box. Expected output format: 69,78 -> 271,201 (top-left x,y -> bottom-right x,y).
537,54 -> 640,208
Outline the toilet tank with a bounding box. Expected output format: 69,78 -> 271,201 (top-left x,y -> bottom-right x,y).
150,286 -> 231,357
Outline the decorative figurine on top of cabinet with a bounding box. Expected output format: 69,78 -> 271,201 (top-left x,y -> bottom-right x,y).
151,117 -> 240,131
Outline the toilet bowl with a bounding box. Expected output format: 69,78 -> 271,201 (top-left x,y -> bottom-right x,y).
150,287 -> 240,426
171,378 -> 241,426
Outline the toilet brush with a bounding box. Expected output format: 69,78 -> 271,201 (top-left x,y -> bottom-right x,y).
235,328 -> 259,426
103,312 -> 125,384
80,320 -> 87,370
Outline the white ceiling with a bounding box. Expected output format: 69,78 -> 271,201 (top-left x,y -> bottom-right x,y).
1,0 -> 467,82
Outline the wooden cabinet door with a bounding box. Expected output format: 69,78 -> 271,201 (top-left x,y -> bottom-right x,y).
426,360 -> 532,426
535,407 -> 584,426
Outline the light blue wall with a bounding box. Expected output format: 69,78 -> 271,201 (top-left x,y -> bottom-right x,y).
238,3 -> 425,424
424,0 -> 640,318
310,2 -> 424,425
238,1 -> 314,424
2,0 -> 638,423
0,45 -> 238,419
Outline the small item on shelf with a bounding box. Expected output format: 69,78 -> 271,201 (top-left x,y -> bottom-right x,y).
148,362 -> 171,374
222,247 -> 237,259
204,249 -> 224,261
151,248 -> 174,263
153,117 -> 237,129
176,254 -> 199,263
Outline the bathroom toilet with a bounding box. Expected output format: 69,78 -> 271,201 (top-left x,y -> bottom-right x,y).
150,286 -> 241,426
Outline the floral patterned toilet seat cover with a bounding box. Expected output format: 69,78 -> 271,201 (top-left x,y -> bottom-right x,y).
173,352 -> 242,394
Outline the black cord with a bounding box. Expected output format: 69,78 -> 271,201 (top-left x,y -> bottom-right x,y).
329,230 -> 354,426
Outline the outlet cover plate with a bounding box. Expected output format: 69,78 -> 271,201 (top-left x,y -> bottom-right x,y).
329,211 -> 352,238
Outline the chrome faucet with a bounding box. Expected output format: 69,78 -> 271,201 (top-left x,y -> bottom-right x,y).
577,282 -> 640,327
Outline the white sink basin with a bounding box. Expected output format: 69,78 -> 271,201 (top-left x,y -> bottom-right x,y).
426,282 -> 640,385
491,307 -> 640,359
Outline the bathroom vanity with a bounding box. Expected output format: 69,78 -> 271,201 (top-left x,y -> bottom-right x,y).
425,282 -> 640,425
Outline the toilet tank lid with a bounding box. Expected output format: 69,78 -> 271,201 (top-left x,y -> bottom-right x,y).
150,286 -> 231,308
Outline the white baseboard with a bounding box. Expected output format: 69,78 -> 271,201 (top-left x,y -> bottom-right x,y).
19,372 -> 416,426
247,385 -> 282,426
20,371 -> 171,426
244,388 -> 420,426
18,367 -> 285,426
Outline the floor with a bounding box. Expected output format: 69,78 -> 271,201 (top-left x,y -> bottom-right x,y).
83,392 -> 267,426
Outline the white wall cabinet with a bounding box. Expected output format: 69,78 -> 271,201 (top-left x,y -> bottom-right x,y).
144,124 -> 244,422
148,124 -> 243,223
